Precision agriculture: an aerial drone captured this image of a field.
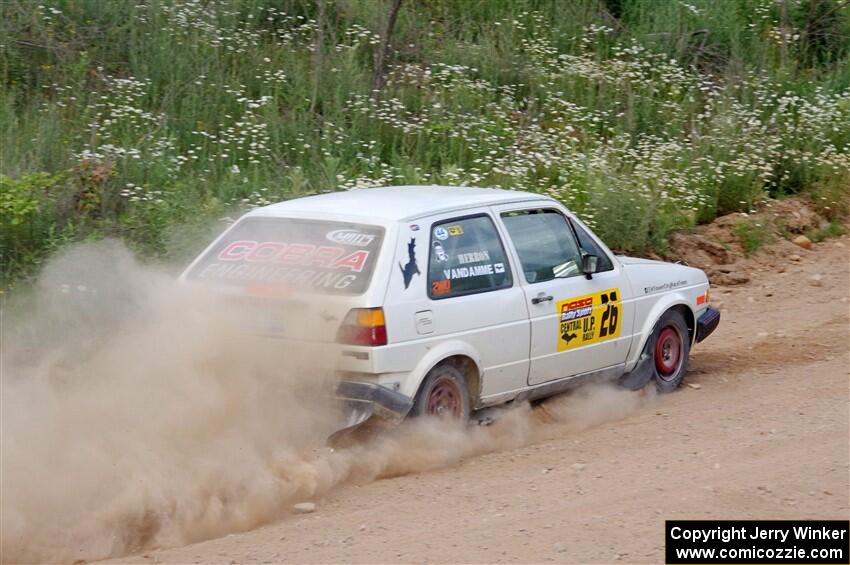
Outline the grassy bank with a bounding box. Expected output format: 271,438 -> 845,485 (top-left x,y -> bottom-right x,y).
2,0 -> 849,286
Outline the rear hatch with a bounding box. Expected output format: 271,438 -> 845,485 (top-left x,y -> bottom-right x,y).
183,216 -> 386,343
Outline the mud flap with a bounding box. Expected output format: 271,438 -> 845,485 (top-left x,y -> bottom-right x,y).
471,405 -> 516,426
618,324 -> 658,391
327,398 -> 379,446
333,397 -> 374,430
327,382 -> 413,446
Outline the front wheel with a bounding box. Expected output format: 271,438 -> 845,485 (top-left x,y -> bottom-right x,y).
652,310 -> 691,393
410,364 -> 471,422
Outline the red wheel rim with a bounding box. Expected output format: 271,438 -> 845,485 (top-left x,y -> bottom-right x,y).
655,326 -> 682,380
426,375 -> 462,418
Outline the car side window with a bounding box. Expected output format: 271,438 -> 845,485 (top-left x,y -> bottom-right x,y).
570,219 -> 614,273
428,215 -> 511,299
501,209 -> 583,283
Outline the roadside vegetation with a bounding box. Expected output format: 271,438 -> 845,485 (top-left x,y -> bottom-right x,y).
2,0 -> 849,286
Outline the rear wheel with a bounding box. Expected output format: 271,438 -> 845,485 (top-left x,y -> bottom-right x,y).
411,364 -> 471,422
652,310 -> 690,393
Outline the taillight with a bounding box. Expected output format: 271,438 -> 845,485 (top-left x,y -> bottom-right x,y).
336,308 -> 388,346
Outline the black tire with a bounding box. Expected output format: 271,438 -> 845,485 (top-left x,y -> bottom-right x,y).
651,309 -> 691,393
410,364 -> 471,422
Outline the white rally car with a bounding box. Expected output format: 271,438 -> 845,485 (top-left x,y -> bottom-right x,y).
181,186 -> 719,427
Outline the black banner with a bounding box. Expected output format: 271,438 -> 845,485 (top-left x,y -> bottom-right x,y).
666,520 -> 849,564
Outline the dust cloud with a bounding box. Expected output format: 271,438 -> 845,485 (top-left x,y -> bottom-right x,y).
0,240 -> 654,564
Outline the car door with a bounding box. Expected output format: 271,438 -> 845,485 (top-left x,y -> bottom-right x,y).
381,211 -> 531,402
492,205 -> 634,386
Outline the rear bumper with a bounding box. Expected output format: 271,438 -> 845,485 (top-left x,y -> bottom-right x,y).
336,380 -> 413,421
696,307 -> 720,343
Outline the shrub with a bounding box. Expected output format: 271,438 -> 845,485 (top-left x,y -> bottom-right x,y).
734,219 -> 773,255
806,219 -> 848,242
0,172 -> 71,285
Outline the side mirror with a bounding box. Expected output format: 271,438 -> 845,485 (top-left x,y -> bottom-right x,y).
582,254 -> 598,279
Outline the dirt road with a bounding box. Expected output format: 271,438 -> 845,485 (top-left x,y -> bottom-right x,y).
109,236 -> 849,564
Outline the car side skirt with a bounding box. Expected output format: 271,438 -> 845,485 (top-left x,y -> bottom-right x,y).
481,363 -> 627,407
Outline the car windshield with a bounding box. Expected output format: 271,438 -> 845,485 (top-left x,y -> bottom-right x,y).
186,217 -> 384,295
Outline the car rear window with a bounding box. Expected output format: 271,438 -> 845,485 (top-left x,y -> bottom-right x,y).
187,217 -> 384,295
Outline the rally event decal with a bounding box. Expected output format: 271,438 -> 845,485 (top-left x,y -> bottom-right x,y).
557,288 -> 621,351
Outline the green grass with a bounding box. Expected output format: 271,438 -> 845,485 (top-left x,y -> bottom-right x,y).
1,0 -> 849,287
734,219 -> 773,255
806,219 -> 848,242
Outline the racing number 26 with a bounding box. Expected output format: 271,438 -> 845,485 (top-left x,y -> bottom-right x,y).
598,290 -> 619,338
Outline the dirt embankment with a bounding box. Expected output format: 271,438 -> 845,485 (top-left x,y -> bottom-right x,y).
97,206 -> 849,564
666,196 -> 842,286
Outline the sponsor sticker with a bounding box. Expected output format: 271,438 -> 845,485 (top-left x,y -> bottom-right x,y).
431,279 -> 451,295
557,288 -> 621,351
494,262 -> 505,274
645,280 -> 688,294
447,225 -> 464,236
432,241 -> 448,262
217,240 -> 369,272
190,218 -> 383,295
434,227 -> 449,241
325,229 -> 376,247
199,263 -> 359,290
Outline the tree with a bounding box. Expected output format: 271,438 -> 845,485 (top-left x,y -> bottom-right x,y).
371,0 -> 403,99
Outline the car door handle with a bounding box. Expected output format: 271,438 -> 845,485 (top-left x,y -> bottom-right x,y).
531,293 -> 553,304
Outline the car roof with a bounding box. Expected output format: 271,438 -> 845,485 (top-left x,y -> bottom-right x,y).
248,185 -> 552,222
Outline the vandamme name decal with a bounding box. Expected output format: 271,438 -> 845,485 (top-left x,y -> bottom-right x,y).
557,288 -> 620,351
442,262 -> 505,280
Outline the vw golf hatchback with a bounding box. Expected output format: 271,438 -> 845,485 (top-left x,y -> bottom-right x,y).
181,186 -> 720,428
